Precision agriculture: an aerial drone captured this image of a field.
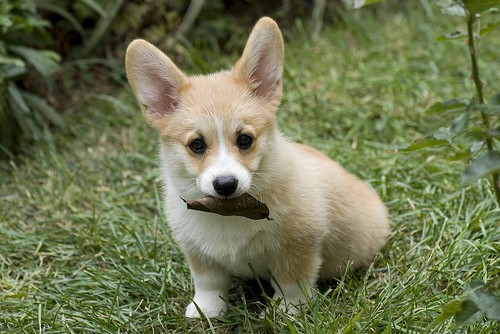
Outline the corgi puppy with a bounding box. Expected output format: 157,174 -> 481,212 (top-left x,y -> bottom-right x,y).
125,17 -> 390,318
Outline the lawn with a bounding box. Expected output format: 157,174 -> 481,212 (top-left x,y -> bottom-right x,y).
1,2 -> 499,333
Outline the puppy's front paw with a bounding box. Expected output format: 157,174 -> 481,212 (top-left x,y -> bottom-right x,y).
185,298 -> 228,318
185,302 -> 203,318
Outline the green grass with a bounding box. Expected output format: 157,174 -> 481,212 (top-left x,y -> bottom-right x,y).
1,3 -> 499,333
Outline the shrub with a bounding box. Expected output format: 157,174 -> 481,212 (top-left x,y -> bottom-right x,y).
0,0 -> 63,157
400,0 -> 500,207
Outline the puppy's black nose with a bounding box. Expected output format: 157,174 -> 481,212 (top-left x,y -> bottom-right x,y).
213,176 -> 238,197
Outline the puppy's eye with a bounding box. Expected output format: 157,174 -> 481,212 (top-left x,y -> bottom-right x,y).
237,134 -> 253,150
189,138 -> 207,154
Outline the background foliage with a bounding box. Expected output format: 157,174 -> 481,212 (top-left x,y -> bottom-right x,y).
0,0 -> 62,156
0,0 -> 499,332
0,0 -> 342,157
400,0 -> 500,207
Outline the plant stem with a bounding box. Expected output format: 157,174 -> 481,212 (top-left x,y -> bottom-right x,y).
466,14 -> 500,206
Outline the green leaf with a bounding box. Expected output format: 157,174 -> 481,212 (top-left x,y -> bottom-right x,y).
0,65 -> 26,80
80,0 -> 107,17
480,93 -> 500,115
450,113 -> 469,136
450,150 -> 471,161
36,1 -> 86,38
486,303 -> 500,320
466,281 -> 500,321
464,0 -> 500,15
462,151 -> 500,183
348,0 -> 386,9
7,46 -> 60,78
79,0 -> 124,57
7,82 -> 30,114
479,22 -> 500,37
397,137 -> 449,152
455,300 -> 481,326
435,0 -> 466,16
432,300 -> 463,327
437,31 -> 467,41
469,140 -> 483,155
0,55 -> 24,67
455,281 -> 500,326
487,128 -> 500,138
22,92 -> 64,127
425,99 -> 470,114
0,15 -> 13,31
433,281 -> 500,328
433,127 -> 453,141
7,83 -> 43,141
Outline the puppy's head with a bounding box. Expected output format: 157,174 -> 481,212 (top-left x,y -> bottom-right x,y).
126,18 -> 284,199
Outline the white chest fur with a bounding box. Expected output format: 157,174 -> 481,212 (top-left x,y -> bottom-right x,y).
166,195 -> 274,278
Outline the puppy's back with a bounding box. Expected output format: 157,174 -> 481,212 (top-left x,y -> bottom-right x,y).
292,143 -> 390,278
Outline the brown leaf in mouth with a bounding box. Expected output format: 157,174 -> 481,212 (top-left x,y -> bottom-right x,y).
182,193 -> 270,220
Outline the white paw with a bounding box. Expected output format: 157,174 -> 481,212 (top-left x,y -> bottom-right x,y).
185,302 -> 203,318
185,298 -> 228,318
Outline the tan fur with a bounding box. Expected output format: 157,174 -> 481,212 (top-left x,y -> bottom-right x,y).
126,17 -> 390,317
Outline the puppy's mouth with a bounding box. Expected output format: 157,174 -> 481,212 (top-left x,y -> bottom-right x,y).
182,193 -> 270,220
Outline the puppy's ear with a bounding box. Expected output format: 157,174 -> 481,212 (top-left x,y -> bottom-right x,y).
125,39 -> 189,122
233,17 -> 284,106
